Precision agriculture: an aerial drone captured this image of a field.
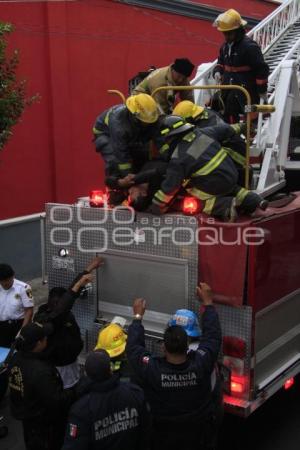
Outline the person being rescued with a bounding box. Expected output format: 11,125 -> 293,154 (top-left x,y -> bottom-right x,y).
149,115 -> 268,221
212,9 -> 269,124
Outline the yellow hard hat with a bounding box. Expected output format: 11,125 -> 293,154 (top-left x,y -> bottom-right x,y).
126,93 -> 159,124
213,9 -> 247,32
95,323 -> 127,358
173,101 -> 204,120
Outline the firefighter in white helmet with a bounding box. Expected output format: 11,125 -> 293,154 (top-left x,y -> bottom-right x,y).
212,9 -> 269,123
92,93 -> 159,205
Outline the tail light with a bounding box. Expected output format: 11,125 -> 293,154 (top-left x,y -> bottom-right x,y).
182,197 -> 200,215
89,190 -> 106,207
284,377 -> 294,390
231,375 -> 247,394
222,336 -> 247,397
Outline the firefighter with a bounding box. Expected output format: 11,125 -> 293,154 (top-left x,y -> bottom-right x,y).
94,321 -> 131,380
8,320 -> 81,450
212,9 -> 269,123
173,100 -> 252,186
34,257 -> 103,389
126,282 -> 221,450
63,350 -> 151,450
92,94 -> 159,205
169,309 -> 223,450
133,58 -> 195,114
150,116 -> 268,221
0,264 -> 34,348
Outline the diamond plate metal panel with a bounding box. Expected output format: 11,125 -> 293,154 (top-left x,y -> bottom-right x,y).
45,203 -> 252,392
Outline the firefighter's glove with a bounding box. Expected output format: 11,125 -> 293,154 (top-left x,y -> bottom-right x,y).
230,123 -> 247,136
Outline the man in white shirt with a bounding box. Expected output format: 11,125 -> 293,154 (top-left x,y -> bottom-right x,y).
0,264 -> 34,347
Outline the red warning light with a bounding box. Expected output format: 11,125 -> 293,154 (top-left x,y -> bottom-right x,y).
231,375 -> 246,394
284,377 -> 294,390
89,190 -> 105,207
183,197 -> 200,215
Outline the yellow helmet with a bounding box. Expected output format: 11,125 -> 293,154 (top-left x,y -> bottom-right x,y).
95,323 -> 127,358
173,101 -> 204,120
126,93 -> 159,124
213,9 -> 247,32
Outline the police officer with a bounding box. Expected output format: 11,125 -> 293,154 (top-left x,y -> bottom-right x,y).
169,309 -> 223,450
173,100 -> 251,186
133,58 -> 195,114
0,264 -> 34,348
92,94 -> 159,205
150,116 -> 267,221
212,9 -> 269,123
63,350 -> 151,450
126,283 -> 221,450
8,321 -> 78,450
34,257 -> 103,389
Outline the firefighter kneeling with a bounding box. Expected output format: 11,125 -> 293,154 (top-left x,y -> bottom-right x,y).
150,116 -> 268,221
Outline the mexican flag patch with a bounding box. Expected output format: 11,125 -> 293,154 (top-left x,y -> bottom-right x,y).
69,423 -> 78,438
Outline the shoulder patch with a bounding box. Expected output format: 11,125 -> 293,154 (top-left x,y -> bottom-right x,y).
26,289 -> 33,299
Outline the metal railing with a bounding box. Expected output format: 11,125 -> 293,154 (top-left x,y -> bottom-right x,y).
191,0 -> 300,88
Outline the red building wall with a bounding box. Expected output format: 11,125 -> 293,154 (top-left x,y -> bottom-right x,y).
0,0 -> 276,219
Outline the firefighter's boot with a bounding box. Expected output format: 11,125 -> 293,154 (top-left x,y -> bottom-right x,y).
203,196 -> 238,222
234,187 -> 268,214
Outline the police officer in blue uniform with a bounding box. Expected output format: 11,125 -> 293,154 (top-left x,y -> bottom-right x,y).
63,350 -> 151,450
126,282 -> 222,450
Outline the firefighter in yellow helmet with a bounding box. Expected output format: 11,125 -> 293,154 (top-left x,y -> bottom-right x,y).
92,93 -> 160,205
212,9 -> 269,123
133,58 -> 195,114
173,100 -> 251,186
149,115 -> 268,221
95,321 -> 131,380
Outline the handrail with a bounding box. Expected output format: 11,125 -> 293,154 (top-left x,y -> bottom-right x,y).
191,0 -> 300,86
0,212 -> 45,228
152,84 -> 252,189
107,89 -> 126,103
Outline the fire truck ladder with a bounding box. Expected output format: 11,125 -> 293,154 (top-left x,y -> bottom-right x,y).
192,0 -> 300,197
